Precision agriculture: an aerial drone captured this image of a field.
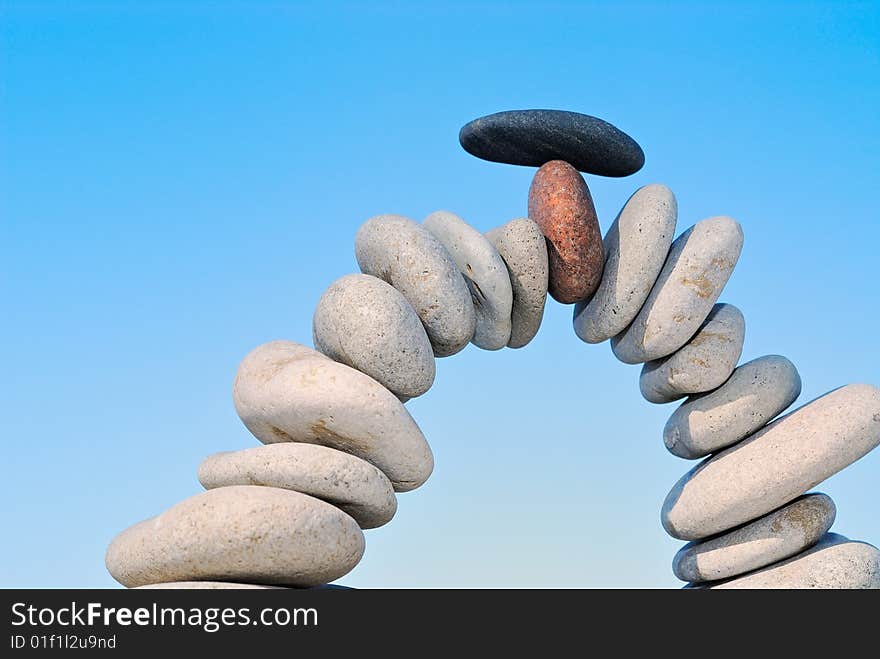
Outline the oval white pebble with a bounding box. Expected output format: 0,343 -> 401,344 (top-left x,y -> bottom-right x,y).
639,303 -> 745,404
664,354 -> 802,459
313,273 -> 435,399
673,493 -> 836,583
662,384 -> 880,540
233,340 -> 434,491
709,533 -> 880,589
355,214 -> 475,357
106,486 -> 365,588
612,215 -> 743,364
198,443 -> 397,529
424,210 -> 513,351
574,184 -> 677,344
485,217 -> 548,348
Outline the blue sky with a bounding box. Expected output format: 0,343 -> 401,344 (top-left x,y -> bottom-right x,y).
2,1 -> 878,588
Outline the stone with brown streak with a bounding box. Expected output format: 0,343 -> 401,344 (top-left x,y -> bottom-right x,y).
612,215 -> 743,364
639,302 -> 745,404
673,493 -> 836,583
527,160 -> 604,304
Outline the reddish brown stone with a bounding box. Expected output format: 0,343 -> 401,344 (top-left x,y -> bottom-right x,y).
527,160 -> 604,304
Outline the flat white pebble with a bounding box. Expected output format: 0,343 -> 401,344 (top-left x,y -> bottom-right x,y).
709,533 -> 880,589
673,493 -> 835,583
662,384 -> 880,540
639,303 -> 745,404
612,215 -> 743,364
313,273 -> 435,399
199,443 -> 398,529
355,214 -> 475,357
574,184 -> 677,344
664,354 -> 802,459
233,340 -> 434,492
105,486 -> 365,588
424,210 -> 513,350
485,218 -> 548,348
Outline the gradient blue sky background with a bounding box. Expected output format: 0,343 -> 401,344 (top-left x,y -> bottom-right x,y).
2,1 -> 878,588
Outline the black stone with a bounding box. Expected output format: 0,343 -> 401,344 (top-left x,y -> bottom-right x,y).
458,109 -> 645,177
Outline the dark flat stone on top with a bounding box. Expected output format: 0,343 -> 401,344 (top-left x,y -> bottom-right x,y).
459,109 -> 644,177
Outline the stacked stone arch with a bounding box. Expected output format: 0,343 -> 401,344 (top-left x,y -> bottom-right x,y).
106,111 -> 880,589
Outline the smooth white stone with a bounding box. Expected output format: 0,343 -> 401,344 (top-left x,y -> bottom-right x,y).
233,340 -> 433,491
574,184 -> 677,344
662,384 -> 880,540
106,486 -> 365,588
664,355 -> 802,459
313,273 -> 435,398
355,214 -> 475,357
485,217 -> 548,348
199,443 -> 398,529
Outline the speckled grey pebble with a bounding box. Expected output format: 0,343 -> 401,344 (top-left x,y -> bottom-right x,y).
639,303 -> 745,404
423,210 -> 513,351
574,184 -> 677,344
313,274 -> 435,399
198,443 -> 398,529
664,354 -> 802,459
485,218 -> 548,348
612,216 -> 743,364
355,214 -> 475,357
233,340 -> 434,492
106,486 -> 365,588
708,533 -> 880,589
662,384 -> 880,540
673,493 -> 836,583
